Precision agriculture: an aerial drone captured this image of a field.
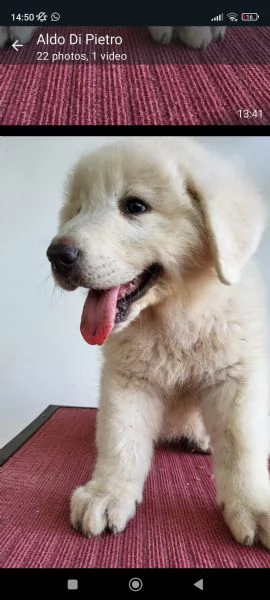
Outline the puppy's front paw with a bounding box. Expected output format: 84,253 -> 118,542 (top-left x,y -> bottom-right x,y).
220,489 -> 270,548
0,26 -> 9,48
191,434 -> 212,454
148,26 -> 173,44
70,480 -> 141,537
0,25 -> 37,47
211,26 -> 226,42
9,26 -> 37,44
176,26 -> 226,49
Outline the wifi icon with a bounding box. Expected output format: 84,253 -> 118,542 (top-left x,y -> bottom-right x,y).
227,12 -> 238,21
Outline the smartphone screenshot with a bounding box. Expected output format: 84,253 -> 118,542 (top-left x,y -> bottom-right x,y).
0,6 -> 269,125
0,2 -> 269,596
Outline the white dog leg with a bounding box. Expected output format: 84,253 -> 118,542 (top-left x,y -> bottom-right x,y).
176,26 -> 226,48
70,374 -> 163,537
0,26 -> 9,48
9,26 -> 38,44
211,26 -> 226,41
161,401 -> 211,453
148,26 -> 173,44
202,362 -> 270,548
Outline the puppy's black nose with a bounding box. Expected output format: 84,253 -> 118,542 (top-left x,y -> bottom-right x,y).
46,242 -> 79,273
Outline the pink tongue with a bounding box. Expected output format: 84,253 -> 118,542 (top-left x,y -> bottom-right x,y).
80,287 -> 120,345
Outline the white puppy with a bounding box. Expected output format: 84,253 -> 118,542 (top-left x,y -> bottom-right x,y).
47,138 -> 270,548
148,26 -> 226,48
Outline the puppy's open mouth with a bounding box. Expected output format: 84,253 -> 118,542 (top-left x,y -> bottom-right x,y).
80,263 -> 160,346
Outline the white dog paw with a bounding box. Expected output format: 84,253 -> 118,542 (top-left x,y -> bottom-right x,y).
148,26 -> 173,44
176,433 -> 211,454
176,26 -> 226,49
0,25 -> 37,47
193,434 -> 212,454
220,491 -> 270,548
211,26 -> 226,41
9,26 -> 37,44
70,480 -> 140,537
0,26 -> 9,48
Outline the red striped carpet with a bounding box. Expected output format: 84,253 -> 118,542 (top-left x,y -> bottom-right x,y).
1,26 -> 269,125
0,407 -> 269,568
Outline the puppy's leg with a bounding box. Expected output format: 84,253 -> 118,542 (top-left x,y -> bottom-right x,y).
161,400 -> 211,453
70,374 -> 163,537
211,26 -> 226,41
148,26 -> 173,44
9,26 -> 38,44
0,26 -> 9,48
175,413 -> 211,454
175,26 -> 226,49
202,363 -> 270,548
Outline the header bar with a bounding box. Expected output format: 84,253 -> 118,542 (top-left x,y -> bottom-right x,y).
1,5 -> 270,26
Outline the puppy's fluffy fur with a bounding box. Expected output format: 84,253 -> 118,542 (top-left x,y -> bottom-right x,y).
48,137 -> 270,548
148,26 -> 226,47
0,26 -> 38,47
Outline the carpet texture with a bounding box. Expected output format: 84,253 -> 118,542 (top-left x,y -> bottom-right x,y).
0,407 -> 269,568
1,26 -> 269,125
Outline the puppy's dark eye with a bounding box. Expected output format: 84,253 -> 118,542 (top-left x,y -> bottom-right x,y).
76,206 -> 82,215
121,198 -> 149,215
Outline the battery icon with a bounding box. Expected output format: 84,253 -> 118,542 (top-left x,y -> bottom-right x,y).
241,12 -> 259,21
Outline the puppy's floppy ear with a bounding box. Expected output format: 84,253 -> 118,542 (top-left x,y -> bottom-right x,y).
184,145 -> 266,285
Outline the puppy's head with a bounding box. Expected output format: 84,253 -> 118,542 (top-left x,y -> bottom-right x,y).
47,138 -> 265,345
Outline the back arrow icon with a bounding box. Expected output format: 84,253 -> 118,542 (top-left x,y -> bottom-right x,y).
194,579 -> 203,590
12,40 -> 24,51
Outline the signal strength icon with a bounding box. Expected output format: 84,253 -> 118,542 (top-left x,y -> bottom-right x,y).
211,13 -> 224,21
226,12 -> 238,21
